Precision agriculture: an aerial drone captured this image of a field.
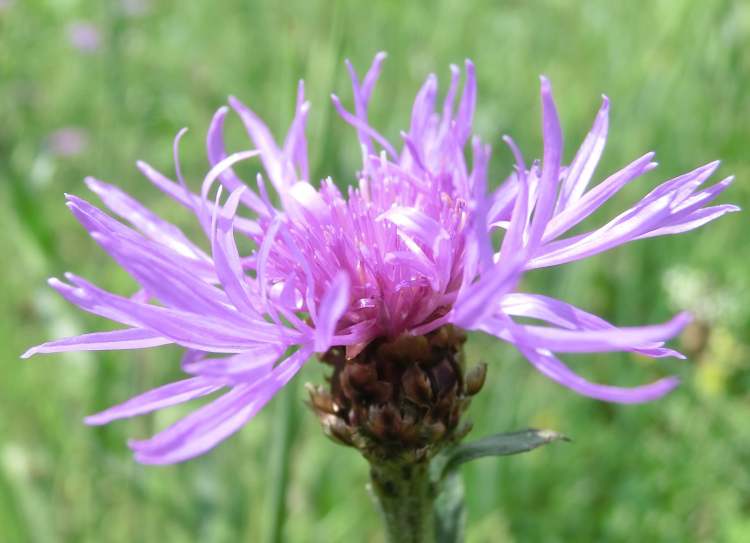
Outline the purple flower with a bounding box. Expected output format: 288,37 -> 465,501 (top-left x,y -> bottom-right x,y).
67,22 -> 101,53
48,127 -> 89,157
25,54 -> 737,464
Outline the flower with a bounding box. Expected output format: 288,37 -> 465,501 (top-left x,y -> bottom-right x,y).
67,22 -> 101,53
25,54 -> 737,464
47,127 -> 89,157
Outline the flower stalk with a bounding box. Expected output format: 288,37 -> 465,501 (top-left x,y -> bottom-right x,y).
367,427 -> 570,543
369,458 -> 435,543
308,326 -> 482,543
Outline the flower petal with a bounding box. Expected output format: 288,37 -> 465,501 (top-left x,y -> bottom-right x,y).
527,77 -> 563,246
378,206 -> 448,255
129,347 -> 310,464
517,344 -> 680,403
55,273 -> 288,350
511,312 -> 691,353
638,203 -> 740,239
330,93 -> 398,159
182,345 -> 284,379
206,106 -> 269,215
22,328 -> 171,358
455,59 -> 477,145
556,96 -> 609,211
135,160 -> 261,238
501,293 -> 683,358
211,186 -> 263,316
228,96 -> 289,192
314,272 -> 350,352
85,177 -> 209,260
451,255 -> 525,329
85,377 -> 223,425
544,152 -> 656,241
281,81 -> 311,182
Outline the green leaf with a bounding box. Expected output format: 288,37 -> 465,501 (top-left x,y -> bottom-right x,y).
261,378 -> 300,543
440,429 -> 569,480
434,470 -> 466,543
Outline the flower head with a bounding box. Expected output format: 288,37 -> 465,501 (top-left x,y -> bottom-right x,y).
25,54 -> 737,463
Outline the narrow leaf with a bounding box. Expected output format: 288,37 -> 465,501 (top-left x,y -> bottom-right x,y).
441,429 -> 569,479
261,378 -> 299,543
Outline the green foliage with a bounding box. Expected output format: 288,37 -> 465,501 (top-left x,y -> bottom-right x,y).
437,429 -> 570,482
434,471 -> 466,543
1,0 -> 749,541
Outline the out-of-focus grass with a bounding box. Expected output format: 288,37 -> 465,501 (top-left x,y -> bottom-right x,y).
1,0 -> 749,541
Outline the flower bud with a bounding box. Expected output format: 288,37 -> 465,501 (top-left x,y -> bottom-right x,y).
312,325 -> 479,462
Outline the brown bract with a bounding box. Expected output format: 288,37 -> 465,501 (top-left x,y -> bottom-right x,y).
308,325 -> 487,462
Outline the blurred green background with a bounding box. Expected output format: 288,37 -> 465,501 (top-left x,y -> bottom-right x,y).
1,0 -> 749,541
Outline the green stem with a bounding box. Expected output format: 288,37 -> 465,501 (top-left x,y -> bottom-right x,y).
262,380 -> 297,543
369,459 -> 435,543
